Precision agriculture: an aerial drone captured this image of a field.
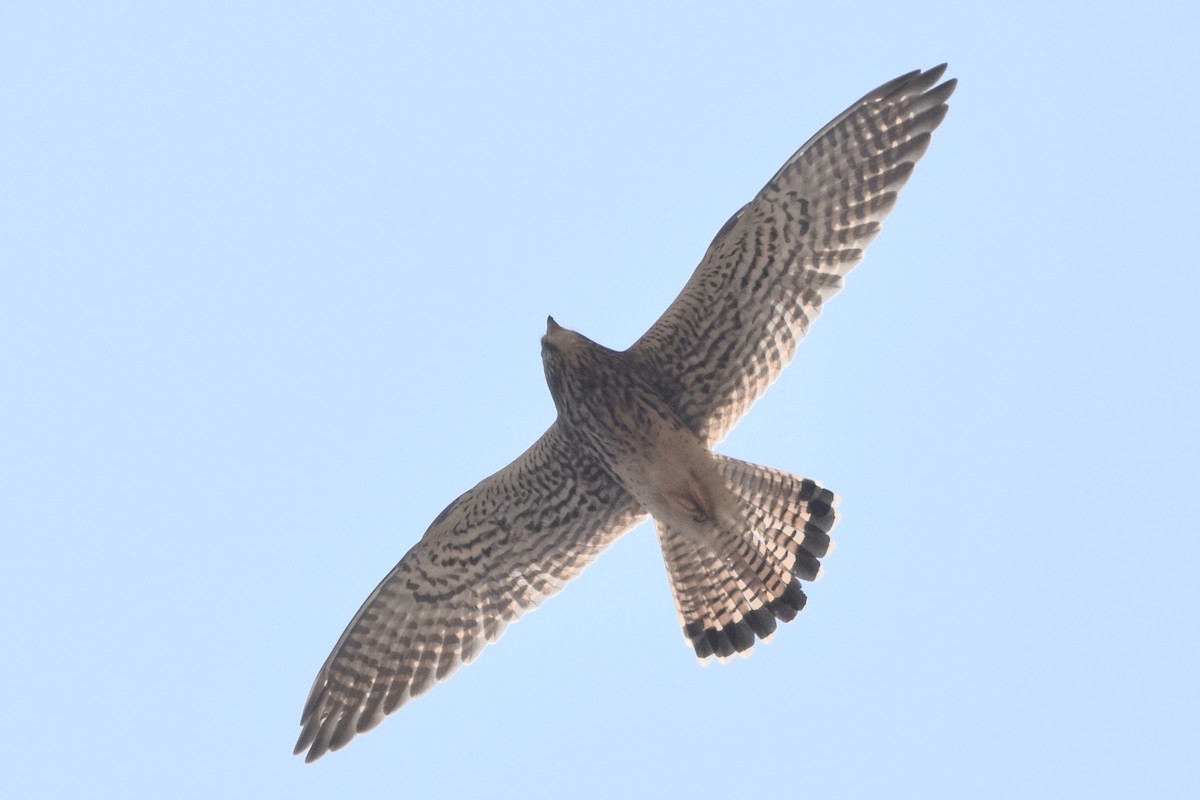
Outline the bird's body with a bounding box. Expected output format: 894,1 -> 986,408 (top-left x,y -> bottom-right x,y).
296,65 -> 956,761
542,319 -> 725,538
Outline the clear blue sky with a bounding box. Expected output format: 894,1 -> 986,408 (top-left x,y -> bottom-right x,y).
3,2 -> 1197,797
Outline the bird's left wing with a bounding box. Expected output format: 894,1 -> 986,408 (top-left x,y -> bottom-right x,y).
295,422 -> 646,761
628,65 -> 955,445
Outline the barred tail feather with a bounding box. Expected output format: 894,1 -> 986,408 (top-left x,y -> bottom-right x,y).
714,455 -> 838,562
657,458 -> 838,662
657,521 -> 778,663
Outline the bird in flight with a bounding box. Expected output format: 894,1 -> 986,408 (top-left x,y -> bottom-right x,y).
296,65 -> 955,761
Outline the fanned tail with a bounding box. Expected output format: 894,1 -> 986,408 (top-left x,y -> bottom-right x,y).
656,457 -> 838,662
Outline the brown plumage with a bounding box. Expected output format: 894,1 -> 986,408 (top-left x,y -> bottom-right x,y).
296,65 -> 955,761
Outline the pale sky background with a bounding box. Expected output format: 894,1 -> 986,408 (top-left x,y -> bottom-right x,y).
3,2 -> 1198,797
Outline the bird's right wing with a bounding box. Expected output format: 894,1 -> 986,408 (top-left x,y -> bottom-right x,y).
295,422 -> 646,761
629,65 -> 955,445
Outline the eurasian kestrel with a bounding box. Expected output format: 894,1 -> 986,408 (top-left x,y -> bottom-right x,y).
296,65 -> 955,761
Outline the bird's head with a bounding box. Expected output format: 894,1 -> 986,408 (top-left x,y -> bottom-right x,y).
541,315 -> 577,355
541,316 -> 601,400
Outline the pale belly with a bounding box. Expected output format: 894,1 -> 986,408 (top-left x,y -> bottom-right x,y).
542,328 -> 736,537
580,399 -> 733,541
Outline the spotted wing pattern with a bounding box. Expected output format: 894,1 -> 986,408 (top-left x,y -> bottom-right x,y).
295,423 -> 646,761
630,65 -> 956,445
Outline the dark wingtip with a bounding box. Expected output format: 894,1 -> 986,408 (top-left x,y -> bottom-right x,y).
877,63 -> 953,105
294,722 -> 317,758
